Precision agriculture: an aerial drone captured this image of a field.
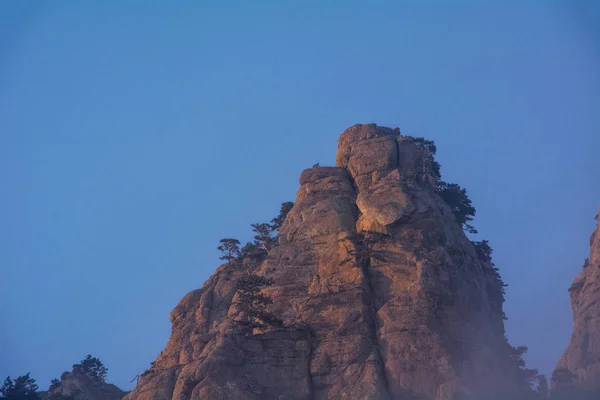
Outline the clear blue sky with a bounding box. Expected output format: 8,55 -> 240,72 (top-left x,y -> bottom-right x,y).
1,1 -> 599,392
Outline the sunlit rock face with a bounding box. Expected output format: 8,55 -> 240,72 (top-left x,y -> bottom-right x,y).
553,216 -> 600,398
124,124 -> 530,400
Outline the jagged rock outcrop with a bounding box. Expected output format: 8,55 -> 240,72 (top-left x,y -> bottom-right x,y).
42,367 -> 127,400
125,124 -> 533,400
553,213 -> 600,398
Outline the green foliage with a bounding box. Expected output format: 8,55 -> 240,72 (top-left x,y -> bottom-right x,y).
217,238 -> 241,264
271,202 -> 294,232
405,135 -> 477,233
240,242 -> 267,269
233,274 -> 282,331
219,202 -> 294,269
251,223 -> 278,252
472,240 -> 508,320
72,354 -> 107,383
140,361 -> 155,377
48,379 -> 60,391
405,136 -> 441,183
340,232 -> 388,266
0,374 -> 38,400
472,239 -> 493,263
437,182 -> 477,234
535,375 -> 548,399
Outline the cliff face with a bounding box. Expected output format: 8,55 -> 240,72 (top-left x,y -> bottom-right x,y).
125,124 -> 531,400
553,215 -> 600,396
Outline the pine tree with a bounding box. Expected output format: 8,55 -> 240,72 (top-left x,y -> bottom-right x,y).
233,274 -> 282,330
271,202 -> 294,231
251,223 -> 277,252
0,374 -> 38,400
217,238 -> 241,264
73,354 -> 107,383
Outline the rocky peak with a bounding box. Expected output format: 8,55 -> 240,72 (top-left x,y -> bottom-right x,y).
124,124 -> 536,400
43,367 -> 126,400
553,213 -> 600,398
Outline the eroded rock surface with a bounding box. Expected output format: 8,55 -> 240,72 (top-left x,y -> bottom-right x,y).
553,215 -> 600,397
125,124 -> 532,400
43,368 -> 126,400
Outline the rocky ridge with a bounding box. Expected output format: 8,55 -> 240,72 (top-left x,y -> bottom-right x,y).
553,211 -> 600,398
124,124 -> 537,400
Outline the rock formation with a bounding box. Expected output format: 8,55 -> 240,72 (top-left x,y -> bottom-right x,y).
125,124 -> 536,400
553,212 -> 600,398
41,367 -> 127,400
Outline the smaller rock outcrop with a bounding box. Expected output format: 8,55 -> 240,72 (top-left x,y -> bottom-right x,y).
553,208 -> 600,399
42,367 -> 127,400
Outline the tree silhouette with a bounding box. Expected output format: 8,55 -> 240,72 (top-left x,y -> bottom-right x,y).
73,354 -> 107,383
0,374 -> 38,400
473,240 -> 508,320
217,238 -> 241,264
271,202 -> 294,231
233,274 -> 282,331
437,182 -> 477,234
405,135 -> 477,233
251,223 -> 277,252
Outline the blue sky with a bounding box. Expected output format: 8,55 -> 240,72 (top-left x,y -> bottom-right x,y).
1,1 -> 599,391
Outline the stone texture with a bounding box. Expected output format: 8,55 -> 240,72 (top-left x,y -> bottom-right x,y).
124,124 -> 531,400
553,214 -> 600,395
42,368 -> 127,400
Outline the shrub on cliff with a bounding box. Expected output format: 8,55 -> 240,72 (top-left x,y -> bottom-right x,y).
72,354 -> 107,383
473,240 -> 507,319
437,182 -> 477,234
233,274 -> 282,330
405,136 -> 477,234
271,201 -> 294,231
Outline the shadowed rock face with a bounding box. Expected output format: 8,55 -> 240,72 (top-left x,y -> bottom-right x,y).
553,216 -> 600,396
42,368 -> 127,400
124,124 -> 530,400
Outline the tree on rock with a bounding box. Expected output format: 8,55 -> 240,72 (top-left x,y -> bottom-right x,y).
251,223 -> 278,252
271,202 -> 294,232
48,379 -> 60,391
437,182 -> 477,234
73,354 -> 107,383
240,242 -> 267,269
233,274 -> 282,331
405,135 -> 477,233
0,374 -> 38,400
217,238 -> 241,264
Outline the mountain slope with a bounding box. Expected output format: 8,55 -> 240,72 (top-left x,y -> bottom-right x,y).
125,124 -> 535,400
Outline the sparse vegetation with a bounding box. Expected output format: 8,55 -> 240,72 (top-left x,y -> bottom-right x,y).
233,274 -> 282,330
405,135 -> 477,234
217,238 -> 241,264
472,240 -> 507,320
217,202 -> 294,333
72,354 -> 107,383
340,232 -> 388,266
437,182 -> 477,234
48,378 -> 60,391
0,374 -> 38,400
